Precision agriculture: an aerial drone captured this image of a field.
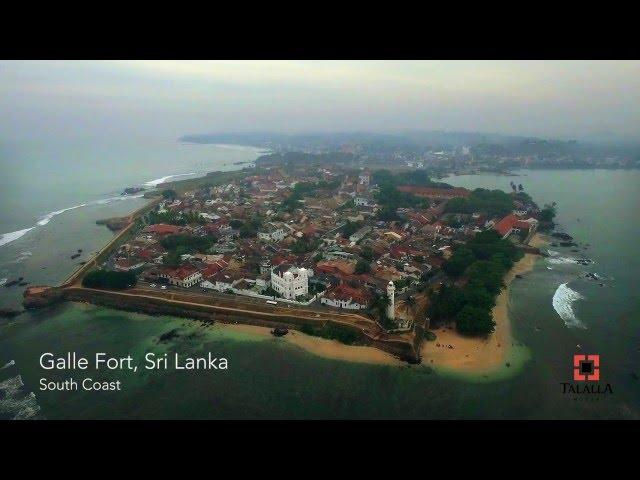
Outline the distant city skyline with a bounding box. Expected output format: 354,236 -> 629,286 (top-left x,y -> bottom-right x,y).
1,60 -> 639,143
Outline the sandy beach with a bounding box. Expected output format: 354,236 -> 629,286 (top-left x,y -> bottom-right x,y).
221,323 -> 404,366
420,232 -> 548,375
220,233 -> 549,373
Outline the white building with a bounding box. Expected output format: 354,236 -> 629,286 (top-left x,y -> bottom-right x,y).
354,196 -> 371,207
349,226 -> 372,243
321,284 -> 371,310
258,222 -> 287,242
270,265 -> 309,300
386,280 -> 395,320
158,266 -> 202,288
358,169 -> 371,187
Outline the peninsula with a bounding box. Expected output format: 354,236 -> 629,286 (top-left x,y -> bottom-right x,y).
24,158 -> 554,369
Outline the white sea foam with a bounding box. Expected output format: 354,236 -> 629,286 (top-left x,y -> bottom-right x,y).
1,360 -> 15,369
547,256 -> 588,265
0,194 -> 145,249
144,173 -> 196,188
0,375 -> 43,420
12,251 -> 33,264
547,250 -> 561,257
0,278 -> 7,286
0,227 -> 35,247
0,171 -> 195,250
552,283 -> 586,328
37,202 -> 91,226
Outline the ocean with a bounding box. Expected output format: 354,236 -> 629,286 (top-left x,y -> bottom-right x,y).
1,152 -> 639,419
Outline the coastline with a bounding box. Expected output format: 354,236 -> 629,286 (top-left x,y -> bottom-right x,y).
220,323 -> 405,366
217,233 -> 549,373
420,232 -> 548,378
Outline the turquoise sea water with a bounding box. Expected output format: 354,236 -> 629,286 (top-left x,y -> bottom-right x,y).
1,152 -> 639,419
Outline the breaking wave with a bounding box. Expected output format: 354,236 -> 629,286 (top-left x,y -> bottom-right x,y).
0,375 -> 44,420
0,194 -> 144,249
552,283 -> 586,328
0,170 -> 195,249
12,251 -> 33,264
1,360 -> 15,369
144,172 -> 196,188
0,228 -> 34,248
547,256 -> 590,265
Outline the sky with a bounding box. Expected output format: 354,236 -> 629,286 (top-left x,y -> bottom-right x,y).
1,60 -> 639,142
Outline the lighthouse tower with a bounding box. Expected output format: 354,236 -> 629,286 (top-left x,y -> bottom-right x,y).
386,280 -> 395,320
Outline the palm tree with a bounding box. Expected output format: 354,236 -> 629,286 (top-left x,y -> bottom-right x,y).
402,295 -> 418,319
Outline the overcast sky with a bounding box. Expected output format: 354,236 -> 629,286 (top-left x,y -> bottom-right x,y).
1,60 -> 638,142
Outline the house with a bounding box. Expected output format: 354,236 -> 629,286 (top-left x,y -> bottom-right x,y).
157,265 -> 202,288
258,222 -> 287,242
354,196 -> 371,207
205,270 -> 246,292
114,258 -> 145,272
271,264 -> 309,300
321,283 -> 372,310
144,224 -> 182,236
358,169 -> 371,188
494,214 -> 538,239
316,260 -> 357,276
349,225 -> 372,243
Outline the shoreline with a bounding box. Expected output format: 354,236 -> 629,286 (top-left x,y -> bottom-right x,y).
218,234 -> 549,372
419,233 -> 548,378
220,323 -> 405,366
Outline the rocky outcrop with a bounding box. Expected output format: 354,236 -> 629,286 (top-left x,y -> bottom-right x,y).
96,217 -> 131,231
0,308 -> 23,318
23,286 -> 64,309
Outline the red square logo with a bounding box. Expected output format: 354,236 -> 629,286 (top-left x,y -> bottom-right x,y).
573,354 -> 600,381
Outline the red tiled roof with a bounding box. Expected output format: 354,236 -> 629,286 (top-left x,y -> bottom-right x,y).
494,214 -> 533,237
324,284 -> 372,305
162,265 -> 199,280
146,224 -> 181,235
397,186 -> 471,199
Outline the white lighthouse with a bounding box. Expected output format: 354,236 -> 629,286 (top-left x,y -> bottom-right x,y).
386,280 -> 395,320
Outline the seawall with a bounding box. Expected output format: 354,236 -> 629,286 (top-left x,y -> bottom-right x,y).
62,286 -> 421,363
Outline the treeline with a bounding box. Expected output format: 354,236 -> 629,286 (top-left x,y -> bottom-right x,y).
160,234 -> 216,253
445,188 -> 515,218
372,169 -> 451,221
375,184 -> 424,221
82,270 -> 137,289
429,230 -> 523,336
160,234 -> 217,266
372,169 -> 450,189
282,179 -> 341,213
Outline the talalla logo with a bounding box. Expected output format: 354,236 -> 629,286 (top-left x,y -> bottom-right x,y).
562,353 -> 612,397
573,354 -> 600,381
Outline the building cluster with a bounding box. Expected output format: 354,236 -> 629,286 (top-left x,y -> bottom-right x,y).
104,163 -> 540,328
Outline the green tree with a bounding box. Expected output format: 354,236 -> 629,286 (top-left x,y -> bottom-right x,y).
539,204 -> 557,222
229,219 -> 244,229
361,246 -> 374,261
443,247 -> 475,277
455,305 -> 496,336
162,189 -> 177,200
82,270 -> 137,289
428,285 -> 466,325
355,259 -> 371,274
